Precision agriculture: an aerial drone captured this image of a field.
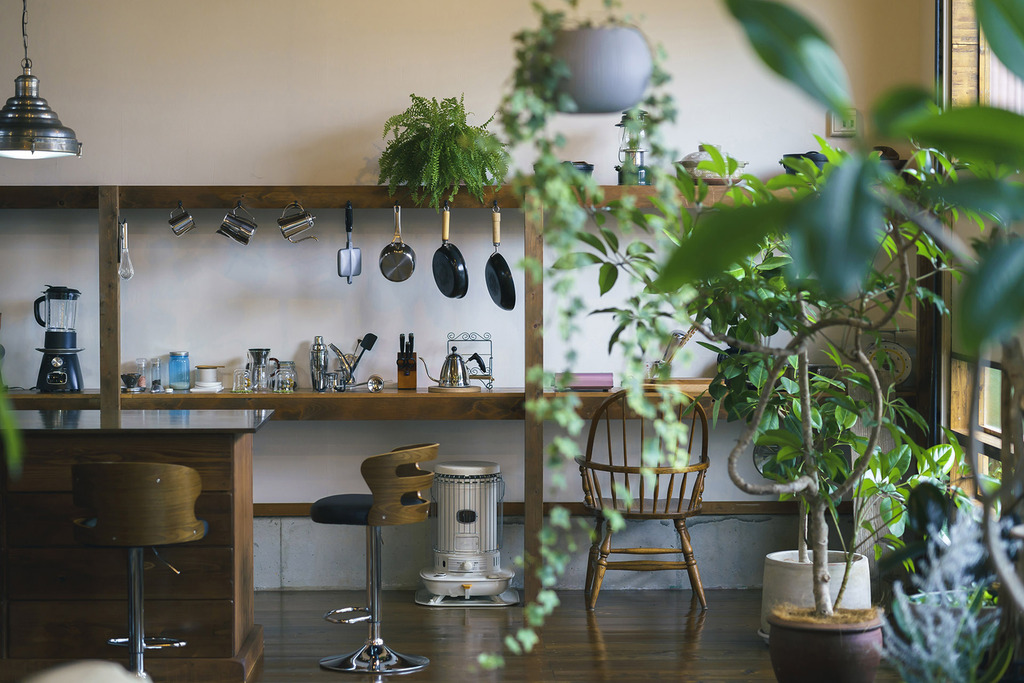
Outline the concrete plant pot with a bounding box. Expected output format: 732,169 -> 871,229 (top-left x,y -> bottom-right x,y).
551,26 -> 653,113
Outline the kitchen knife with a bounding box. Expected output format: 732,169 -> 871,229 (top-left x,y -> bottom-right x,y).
400,333 -> 406,358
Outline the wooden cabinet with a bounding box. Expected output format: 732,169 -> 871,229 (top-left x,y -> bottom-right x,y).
0,410 -> 267,682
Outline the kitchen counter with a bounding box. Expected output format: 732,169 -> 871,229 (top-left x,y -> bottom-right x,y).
0,409 -> 271,683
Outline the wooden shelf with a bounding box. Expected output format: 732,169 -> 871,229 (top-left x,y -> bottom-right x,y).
0,185 -> 728,212
6,390 -> 102,410
118,387 -> 526,421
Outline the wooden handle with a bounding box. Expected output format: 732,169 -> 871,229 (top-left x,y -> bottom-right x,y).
492,210 -> 501,245
442,205 -> 450,242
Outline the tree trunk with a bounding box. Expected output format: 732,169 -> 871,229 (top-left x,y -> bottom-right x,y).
809,496 -> 834,617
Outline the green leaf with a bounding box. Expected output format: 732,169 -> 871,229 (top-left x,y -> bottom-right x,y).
977,0 -> 1024,83
871,86 -> 936,138
576,231 -> 608,255
920,177 -> 1024,224
598,263 -> 619,295
654,203 -> 792,291
958,238 -> 1024,352
787,155 -> 884,297
724,0 -> 851,115
552,252 -> 603,269
898,106 -> 1024,169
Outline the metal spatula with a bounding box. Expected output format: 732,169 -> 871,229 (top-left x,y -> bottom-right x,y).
337,201 -> 362,284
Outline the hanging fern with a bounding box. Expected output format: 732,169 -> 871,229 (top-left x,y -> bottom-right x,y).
378,94 -> 510,209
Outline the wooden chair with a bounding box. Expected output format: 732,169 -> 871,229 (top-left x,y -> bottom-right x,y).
576,390 -> 710,610
310,443 -> 437,675
71,462 -> 206,680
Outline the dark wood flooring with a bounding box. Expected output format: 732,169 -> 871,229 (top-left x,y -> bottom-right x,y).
255,589 -> 901,682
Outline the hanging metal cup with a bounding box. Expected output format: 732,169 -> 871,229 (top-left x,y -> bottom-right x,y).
217,201 -> 258,245
277,201 -> 317,243
168,201 -> 196,236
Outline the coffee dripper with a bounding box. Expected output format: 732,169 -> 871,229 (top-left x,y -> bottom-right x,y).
247,348 -> 276,393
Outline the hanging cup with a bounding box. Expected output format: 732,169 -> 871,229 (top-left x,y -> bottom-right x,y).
217,201 -> 258,245
168,201 -> 196,236
278,201 -> 317,243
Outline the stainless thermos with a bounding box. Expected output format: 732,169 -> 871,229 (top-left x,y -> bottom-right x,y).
310,335 -> 329,392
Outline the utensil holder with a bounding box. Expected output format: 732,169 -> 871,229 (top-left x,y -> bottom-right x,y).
397,353 -> 417,390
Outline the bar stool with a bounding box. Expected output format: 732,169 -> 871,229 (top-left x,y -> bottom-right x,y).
310,443 -> 437,675
71,462 -> 206,681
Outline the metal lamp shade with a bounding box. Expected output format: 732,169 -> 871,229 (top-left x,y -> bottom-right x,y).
0,66 -> 81,159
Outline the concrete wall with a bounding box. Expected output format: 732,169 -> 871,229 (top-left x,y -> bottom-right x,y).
0,0 -> 933,588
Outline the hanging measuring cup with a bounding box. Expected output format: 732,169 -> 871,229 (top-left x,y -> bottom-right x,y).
278,201 -> 318,243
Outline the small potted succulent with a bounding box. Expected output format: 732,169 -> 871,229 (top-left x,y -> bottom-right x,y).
377,93 -> 509,210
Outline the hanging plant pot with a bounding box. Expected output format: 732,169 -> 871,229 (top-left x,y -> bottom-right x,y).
551,26 -> 653,114
767,607 -> 883,683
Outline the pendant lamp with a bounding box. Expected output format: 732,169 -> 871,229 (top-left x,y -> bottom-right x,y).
0,0 -> 80,159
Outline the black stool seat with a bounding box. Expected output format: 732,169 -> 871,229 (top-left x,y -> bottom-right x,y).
311,494 -> 373,526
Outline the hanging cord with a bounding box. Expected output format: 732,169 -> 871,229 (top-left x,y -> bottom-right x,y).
21,0 -> 31,69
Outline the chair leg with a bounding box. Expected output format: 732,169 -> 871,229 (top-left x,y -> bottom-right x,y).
587,522 -> 614,611
676,519 -> 707,610
319,526 -> 429,674
584,516 -> 604,606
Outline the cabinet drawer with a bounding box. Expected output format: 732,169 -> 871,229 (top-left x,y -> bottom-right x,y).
8,547 -> 235,600
5,492 -> 233,547
9,433 -> 236,492
8,599 -> 236,659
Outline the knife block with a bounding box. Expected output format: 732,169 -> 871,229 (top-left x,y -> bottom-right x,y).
397,353 -> 417,390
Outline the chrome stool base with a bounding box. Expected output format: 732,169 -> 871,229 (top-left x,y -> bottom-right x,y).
319,639 -> 429,675
324,606 -> 371,625
108,635 -> 188,650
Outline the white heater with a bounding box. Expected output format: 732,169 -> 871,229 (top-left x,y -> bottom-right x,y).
415,461 -> 518,607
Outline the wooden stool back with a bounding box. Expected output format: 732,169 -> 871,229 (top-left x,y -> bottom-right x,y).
72,462 -> 206,547
361,443 -> 437,527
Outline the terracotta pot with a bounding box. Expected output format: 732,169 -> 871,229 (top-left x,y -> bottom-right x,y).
760,550 -> 872,639
551,26 -> 652,114
767,610 -> 883,683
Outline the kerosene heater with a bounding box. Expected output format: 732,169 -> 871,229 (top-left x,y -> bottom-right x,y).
416,461 -> 518,607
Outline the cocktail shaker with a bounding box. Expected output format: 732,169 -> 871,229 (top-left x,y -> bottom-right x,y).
310,336 -> 329,392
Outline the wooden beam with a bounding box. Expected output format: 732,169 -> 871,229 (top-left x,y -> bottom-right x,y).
97,187 -> 120,423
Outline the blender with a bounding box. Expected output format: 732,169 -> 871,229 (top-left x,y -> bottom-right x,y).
34,285 -> 83,392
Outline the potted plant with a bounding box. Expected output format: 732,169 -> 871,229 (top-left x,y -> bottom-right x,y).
490,0 -> 1024,676
377,93 -> 509,210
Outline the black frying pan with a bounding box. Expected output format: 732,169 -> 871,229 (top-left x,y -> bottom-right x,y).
485,203 -> 515,310
432,201 -> 468,298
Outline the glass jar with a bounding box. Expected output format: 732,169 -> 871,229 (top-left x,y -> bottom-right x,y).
274,361 -> 296,393
168,351 -> 190,391
149,357 -> 163,392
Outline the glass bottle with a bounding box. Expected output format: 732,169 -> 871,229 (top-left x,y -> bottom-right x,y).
149,356 -> 163,393
168,351 -> 190,391
135,357 -> 148,391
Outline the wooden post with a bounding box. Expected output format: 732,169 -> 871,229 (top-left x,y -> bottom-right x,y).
98,186 -> 120,424
523,210 -> 544,603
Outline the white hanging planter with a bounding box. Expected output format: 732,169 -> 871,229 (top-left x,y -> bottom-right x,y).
551,26 -> 653,114
759,550 -> 872,641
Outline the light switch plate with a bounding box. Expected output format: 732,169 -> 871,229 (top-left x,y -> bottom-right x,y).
827,108 -> 858,137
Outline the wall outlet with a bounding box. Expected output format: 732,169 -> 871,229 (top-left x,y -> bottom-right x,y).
827,108 -> 858,137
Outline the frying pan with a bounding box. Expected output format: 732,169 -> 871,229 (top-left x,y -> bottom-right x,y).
431,200 -> 468,298
484,203 -> 516,310
379,204 -> 415,282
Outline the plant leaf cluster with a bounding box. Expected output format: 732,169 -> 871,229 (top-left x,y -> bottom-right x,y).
378,93 -> 509,210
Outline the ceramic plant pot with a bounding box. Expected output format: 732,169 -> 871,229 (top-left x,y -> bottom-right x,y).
551,26 -> 652,113
760,550 -> 871,640
767,609 -> 883,683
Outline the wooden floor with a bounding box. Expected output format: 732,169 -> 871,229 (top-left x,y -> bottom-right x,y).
255,589 -> 901,682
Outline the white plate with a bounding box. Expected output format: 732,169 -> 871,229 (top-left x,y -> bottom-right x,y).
190,385 -> 223,393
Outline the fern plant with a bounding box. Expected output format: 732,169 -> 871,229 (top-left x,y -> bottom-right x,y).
378,93 -> 509,209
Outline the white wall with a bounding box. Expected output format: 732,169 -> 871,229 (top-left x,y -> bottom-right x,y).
0,0 -> 934,505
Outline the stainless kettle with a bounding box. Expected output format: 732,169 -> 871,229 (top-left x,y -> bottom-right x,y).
420,347 -> 486,388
